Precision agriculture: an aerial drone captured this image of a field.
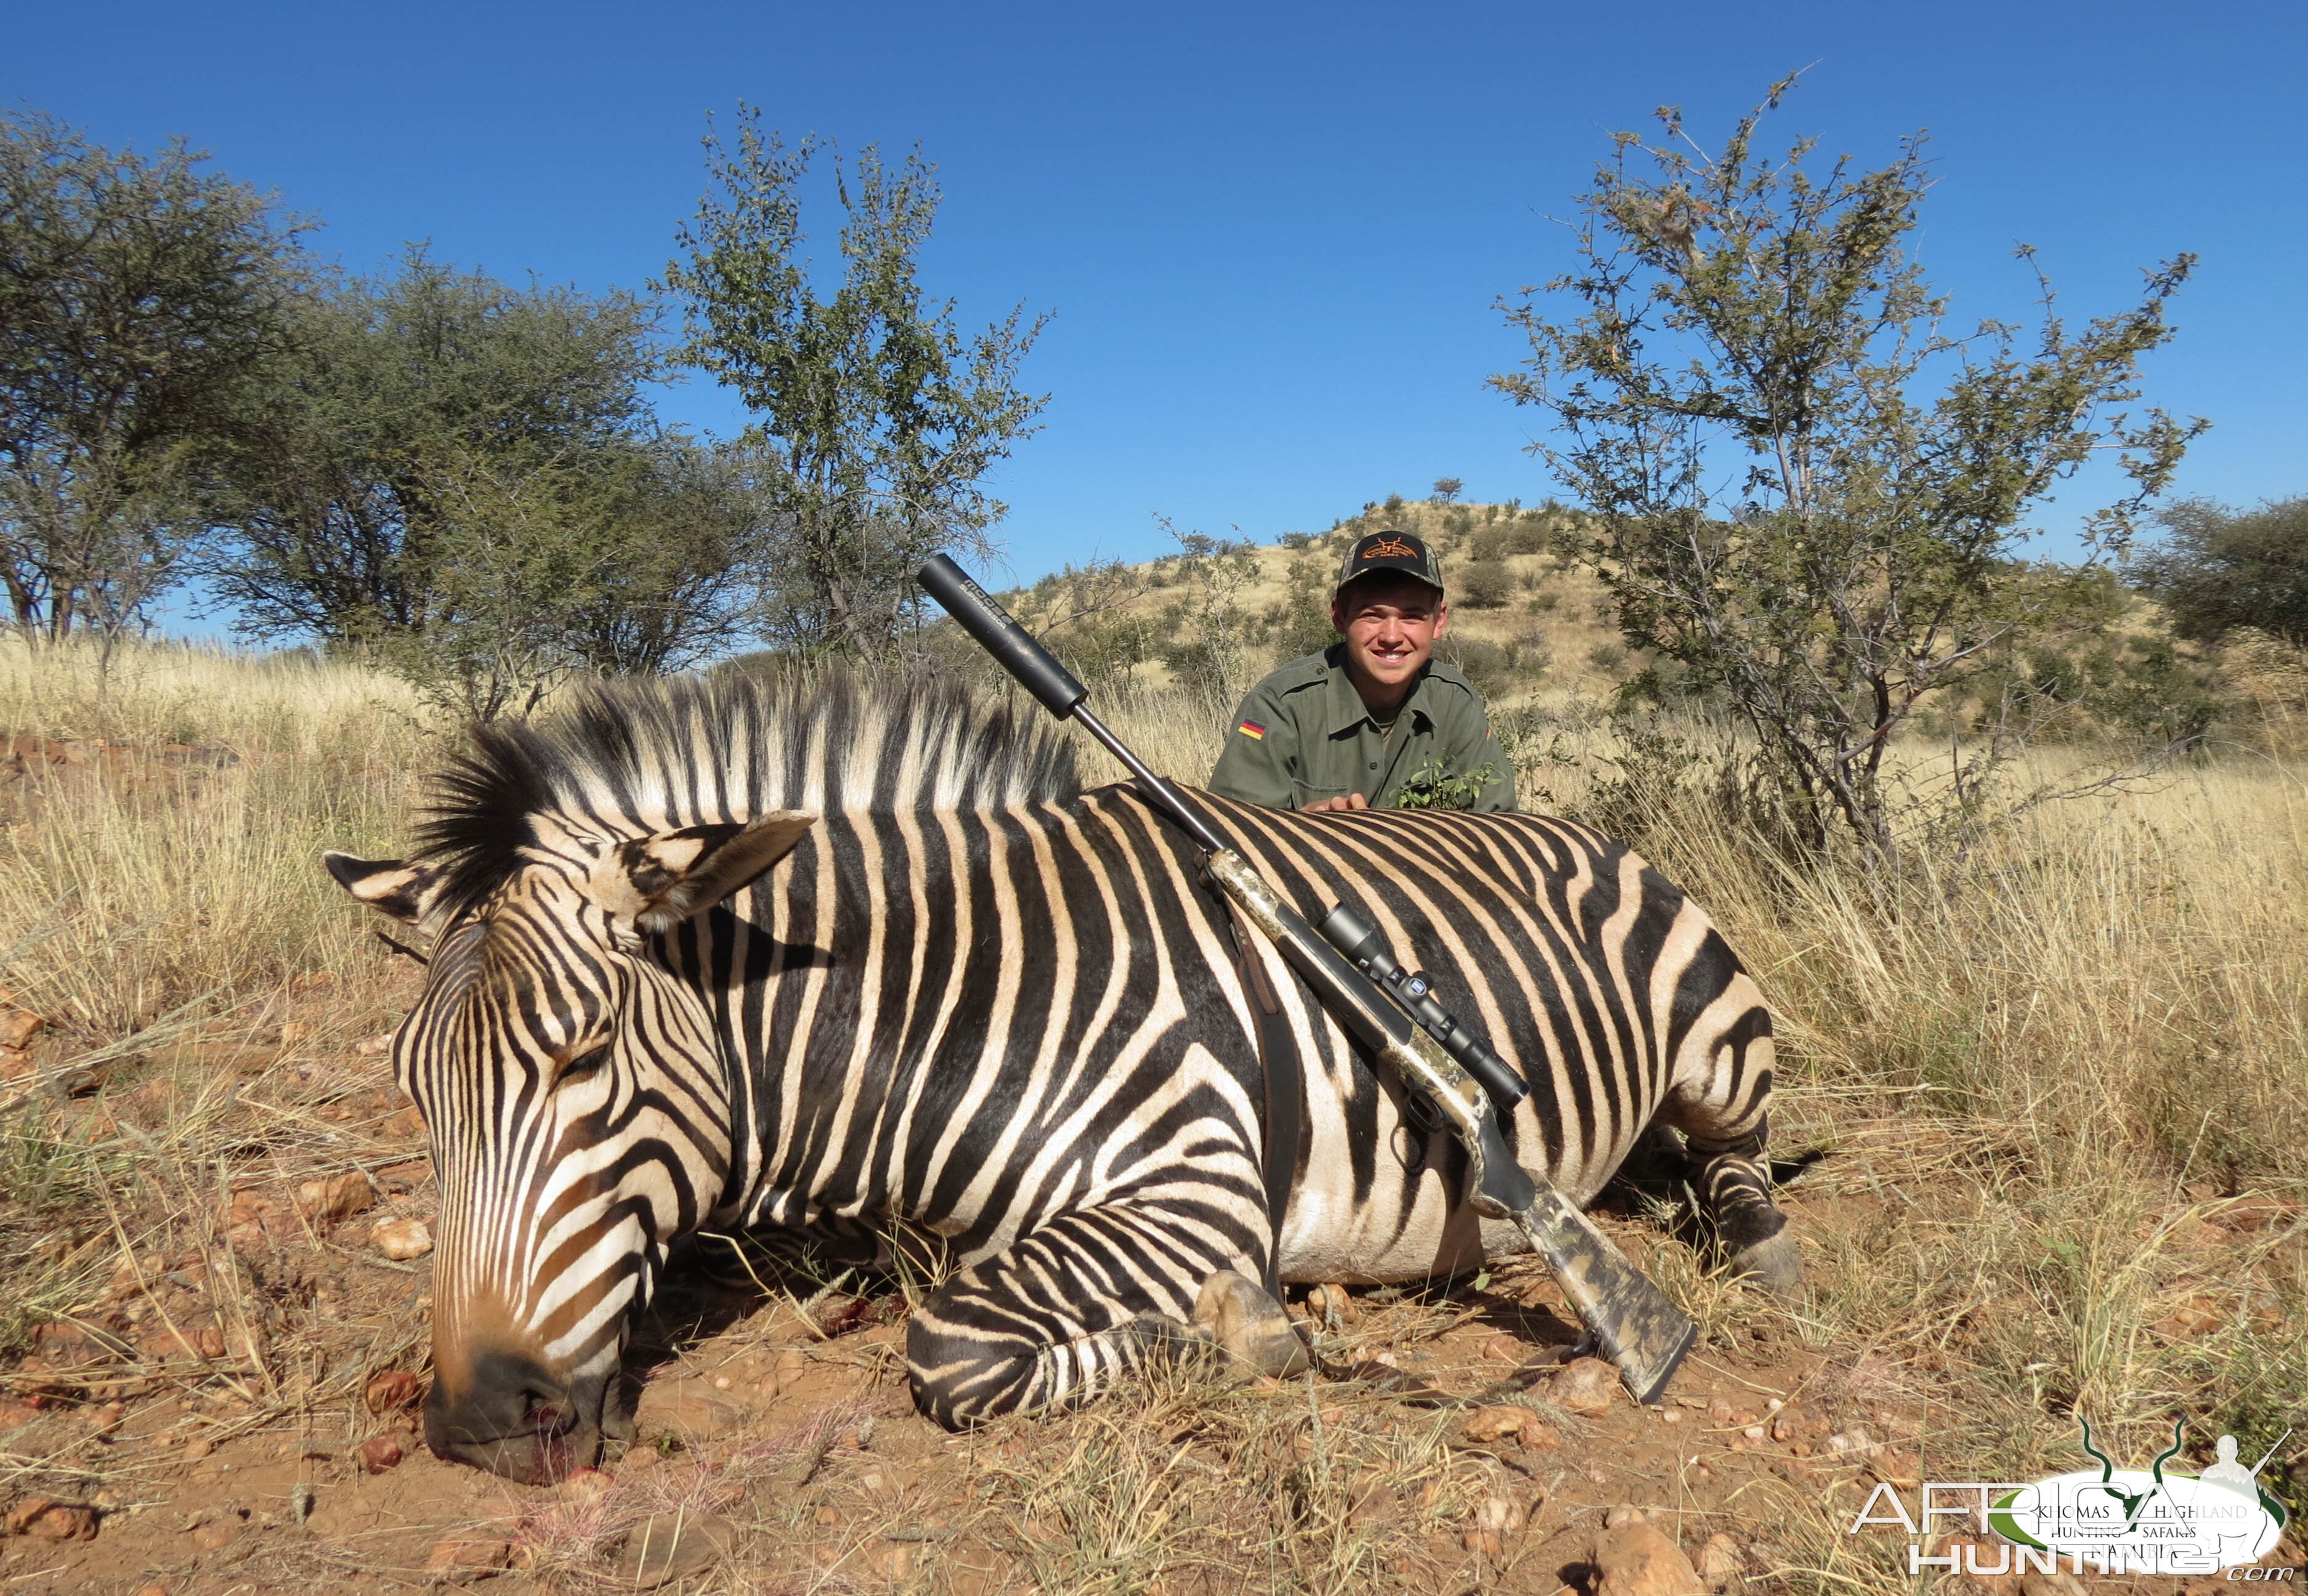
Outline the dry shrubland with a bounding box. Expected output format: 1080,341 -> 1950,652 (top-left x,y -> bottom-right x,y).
0,626 -> 2301,1591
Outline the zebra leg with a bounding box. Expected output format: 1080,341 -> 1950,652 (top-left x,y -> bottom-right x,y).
1192,1269 -> 1310,1380
1683,1128 -> 1802,1298
905,1209 -> 1301,1428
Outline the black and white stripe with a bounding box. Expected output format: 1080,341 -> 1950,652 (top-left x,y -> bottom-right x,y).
357,674 -> 1794,1445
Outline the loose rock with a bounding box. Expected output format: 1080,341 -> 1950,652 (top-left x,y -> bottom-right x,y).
366,1368 -> 425,1414
425,1531 -> 512,1580
1552,1355 -> 1621,1415
357,1436 -> 403,1473
298,1170 -> 377,1223
1475,1494 -> 1528,1535
4,1496 -> 97,1541
1461,1405 -> 1561,1448
631,1382 -> 745,1444
1593,1520 -> 1703,1596
373,1218 -> 434,1261
1697,1531 -> 1745,1591
614,1513 -> 735,1589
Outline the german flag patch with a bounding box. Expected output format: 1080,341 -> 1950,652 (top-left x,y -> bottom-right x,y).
1237,719 -> 1266,740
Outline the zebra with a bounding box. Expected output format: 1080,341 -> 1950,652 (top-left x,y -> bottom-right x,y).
324,674 -> 1798,1482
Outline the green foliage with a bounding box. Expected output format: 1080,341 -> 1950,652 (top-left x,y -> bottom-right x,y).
1009,557 -> 1160,689
1455,558 -> 1515,609
1490,77 -> 2203,868
1392,758 -> 1498,812
2131,496 -> 2308,651
1156,527 -> 1261,707
370,438 -> 769,720
209,248 -> 666,654
661,111 -> 1048,660
0,110 -> 309,639
1260,551 -> 1342,663
1430,477 -> 1462,504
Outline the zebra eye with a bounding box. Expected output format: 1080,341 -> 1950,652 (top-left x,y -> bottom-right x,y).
556,1043 -> 613,1084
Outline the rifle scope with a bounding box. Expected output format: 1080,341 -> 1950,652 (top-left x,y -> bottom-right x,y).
1316,903 -> 1529,1109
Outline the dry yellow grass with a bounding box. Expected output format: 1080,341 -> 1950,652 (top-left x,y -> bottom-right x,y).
0,633 -> 2299,1590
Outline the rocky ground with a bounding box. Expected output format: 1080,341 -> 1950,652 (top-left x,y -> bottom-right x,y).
0,954 -> 2296,1594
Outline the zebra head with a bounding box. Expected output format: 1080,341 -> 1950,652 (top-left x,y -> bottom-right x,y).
323,807 -> 816,1481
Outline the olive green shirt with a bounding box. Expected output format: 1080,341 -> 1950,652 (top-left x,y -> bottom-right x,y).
1207,645 -> 1518,812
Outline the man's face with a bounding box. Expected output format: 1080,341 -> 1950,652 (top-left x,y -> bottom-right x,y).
1331,574 -> 1448,699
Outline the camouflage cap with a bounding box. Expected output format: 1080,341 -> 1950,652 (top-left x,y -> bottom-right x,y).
1336,529 -> 1444,595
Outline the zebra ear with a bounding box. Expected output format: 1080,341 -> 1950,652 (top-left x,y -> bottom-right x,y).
610,812 -> 819,933
324,852 -> 444,925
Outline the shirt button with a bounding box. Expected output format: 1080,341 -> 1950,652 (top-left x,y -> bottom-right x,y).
1367,761 -> 1377,770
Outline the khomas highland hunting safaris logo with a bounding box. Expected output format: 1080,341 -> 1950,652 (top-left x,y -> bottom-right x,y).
1850,1421 -> 2291,1578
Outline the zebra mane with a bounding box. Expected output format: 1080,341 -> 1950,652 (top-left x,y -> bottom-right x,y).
412,671 -> 1082,920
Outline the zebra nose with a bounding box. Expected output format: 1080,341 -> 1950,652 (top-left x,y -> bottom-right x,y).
426,1349 -> 596,1483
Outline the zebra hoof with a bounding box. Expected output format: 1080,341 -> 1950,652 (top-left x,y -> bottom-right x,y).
1733,1230 -> 1804,1300
1192,1270 -> 1310,1379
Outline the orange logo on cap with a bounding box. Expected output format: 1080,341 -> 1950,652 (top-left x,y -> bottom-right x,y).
1364,536 -> 1417,560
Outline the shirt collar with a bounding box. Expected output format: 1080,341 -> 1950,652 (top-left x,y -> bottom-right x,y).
1322,644 -> 1435,737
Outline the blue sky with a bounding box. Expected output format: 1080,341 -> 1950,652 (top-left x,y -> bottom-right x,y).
9,0 -> 2303,598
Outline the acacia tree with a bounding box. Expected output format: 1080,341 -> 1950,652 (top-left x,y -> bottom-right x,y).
1491,78 -> 2203,868
0,111 -> 306,640
209,248 -> 662,646
660,111 -> 1048,660
2129,496 -> 2308,652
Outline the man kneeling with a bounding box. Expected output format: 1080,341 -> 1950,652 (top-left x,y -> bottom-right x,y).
1209,529 -> 1515,814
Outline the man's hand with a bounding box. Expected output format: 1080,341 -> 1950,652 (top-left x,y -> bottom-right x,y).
1302,793 -> 1369,815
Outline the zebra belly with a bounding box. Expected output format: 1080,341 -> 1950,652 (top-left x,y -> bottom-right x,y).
1273,1084 -> 1635,1285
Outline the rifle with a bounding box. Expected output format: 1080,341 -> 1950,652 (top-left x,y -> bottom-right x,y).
918,553 -> 1696,1404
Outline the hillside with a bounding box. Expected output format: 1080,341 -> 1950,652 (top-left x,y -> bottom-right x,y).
999,498 -> 1626,710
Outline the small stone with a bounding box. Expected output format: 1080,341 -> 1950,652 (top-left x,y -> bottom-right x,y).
1606,1504 -> 1647,1528
425,1531 -> 512,1578
1822,1427 -> 1874,1456
357,1435 -> 403,1473
1463,1528 -> 1505,1557
355,1032 -> 393,1055
4,1496 -> 97,1540
1463,1405 -> 1529,1443
1593,1520 -> 1704,1596
1741,1424 -> 1766,1441
372,1218 -> 433,1260
182,1435 -> 214,1461
190,1522 -> 238,1550
279,1020 -> 315,1045
1476,1494 -> 1528,1536
1481,1333 -> 1526,1363
632,1382 -> 745,1444
613,1513 -> 735,1587
1697,1532 -> 1744,1590
2152,1297 -> 2224,1339
1551,1356 -> 1621,1415
365,1369 -> 425,1414
296,1170 -> 377,1223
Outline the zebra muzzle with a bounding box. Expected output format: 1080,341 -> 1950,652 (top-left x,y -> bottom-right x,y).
426,1349 -> 605,1484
